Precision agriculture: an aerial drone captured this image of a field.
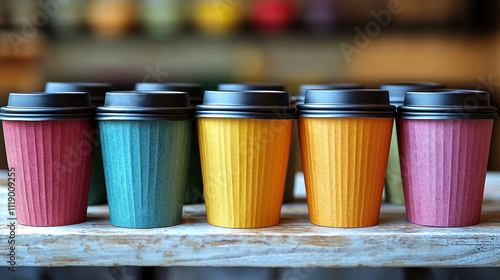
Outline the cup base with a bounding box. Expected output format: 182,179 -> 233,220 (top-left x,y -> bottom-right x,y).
309,220 -> 379,228
398,119 -> 493,229
207,220 -> 280,229
110,221 -> 181,229
199,118 -> 293,230
17,217 -> 87,227
407,219 -> 479,228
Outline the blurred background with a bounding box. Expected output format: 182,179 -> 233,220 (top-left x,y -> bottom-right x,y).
1,0 -> 499,167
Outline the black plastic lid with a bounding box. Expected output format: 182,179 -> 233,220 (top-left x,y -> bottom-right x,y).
296,83 -> 364,104
297,89 -> 396,118
45,82 -> 112,106
134,83 -> 204,105
380,82 -> 445,105
196,90 -> 296,119
217,83 -> 286,92
398,89 -> 498,120
96,91 -> 195,121
0,92 -> 94,121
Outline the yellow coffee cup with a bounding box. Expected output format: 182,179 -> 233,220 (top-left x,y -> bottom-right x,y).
297,89 -> 395,228
197,90 -> 295,228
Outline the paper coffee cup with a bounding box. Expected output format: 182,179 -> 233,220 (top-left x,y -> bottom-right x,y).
97,91 -> 195,228
197,90 -> 295,228
398,89 -> 497,227
135,83 -> 205,204
1,92 -> 95,226
297,89 -> 396,227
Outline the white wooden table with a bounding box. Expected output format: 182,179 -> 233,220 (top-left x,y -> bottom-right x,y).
1,172 -> 499,267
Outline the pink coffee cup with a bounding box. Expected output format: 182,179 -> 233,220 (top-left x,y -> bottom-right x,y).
398,89 -> 497,227
1,93 -> 95,226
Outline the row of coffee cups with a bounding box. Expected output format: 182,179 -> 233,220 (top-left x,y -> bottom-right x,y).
1,82 -> 496,228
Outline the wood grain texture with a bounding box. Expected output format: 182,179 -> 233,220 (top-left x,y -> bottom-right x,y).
0,172 -> 499,267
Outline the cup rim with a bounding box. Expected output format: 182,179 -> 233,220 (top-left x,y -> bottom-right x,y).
0,92 -> 95,121
398,89 -> 499,120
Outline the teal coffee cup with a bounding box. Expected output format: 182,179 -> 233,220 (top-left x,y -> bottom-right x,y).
96,91 -> 195,228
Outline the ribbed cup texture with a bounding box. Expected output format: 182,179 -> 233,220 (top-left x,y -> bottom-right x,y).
198,118 -> 293,228
398,119 -> 493,227
3,120 -> 94,226
384,122 -> 405,205
88,126 -> 107,205
100,120 -> 192,228
184,122 -> 204,204
300,117 -> 393,228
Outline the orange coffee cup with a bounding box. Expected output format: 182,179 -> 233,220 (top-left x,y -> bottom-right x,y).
297,89 -> 395,227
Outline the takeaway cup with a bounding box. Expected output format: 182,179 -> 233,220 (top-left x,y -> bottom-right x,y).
398,89 -> 497,227
97,91 -> 195,228
297,89 -> 395,227
1,92 -> 95,226
197,90 -> 295,228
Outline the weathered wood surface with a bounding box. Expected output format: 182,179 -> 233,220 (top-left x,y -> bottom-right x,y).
1,172 -> 499,267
